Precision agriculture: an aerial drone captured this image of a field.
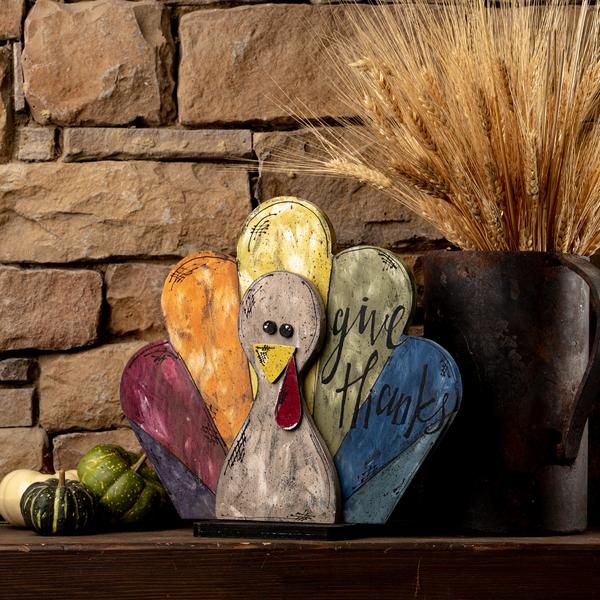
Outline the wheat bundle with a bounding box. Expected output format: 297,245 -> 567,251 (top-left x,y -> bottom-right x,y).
272,0 -> 600,254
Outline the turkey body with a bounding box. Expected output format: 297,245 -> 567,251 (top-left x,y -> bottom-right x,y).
216,271 -> 340,524
216,377 -> 339,523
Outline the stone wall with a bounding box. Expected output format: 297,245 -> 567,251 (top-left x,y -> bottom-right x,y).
0,0 -> 443,480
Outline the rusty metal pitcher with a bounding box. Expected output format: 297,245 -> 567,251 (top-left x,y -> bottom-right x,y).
421,252 -> 600,533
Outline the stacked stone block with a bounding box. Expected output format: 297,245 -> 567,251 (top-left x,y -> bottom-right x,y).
0,0 -> 441,480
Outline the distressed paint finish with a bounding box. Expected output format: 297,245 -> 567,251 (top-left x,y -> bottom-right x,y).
335,336 -> 462,523
237,197 -> 335,298
120,340 -> 226,513
253,343 -> 295,384
161,252 -> 252,447
217,272 -> 340,523
342,428 -> 439,524
130,422 -> 216,519
117,198 -> 464,527
274,356 -> 302,431
237,196 -> 336,412
314,247 -> 415,455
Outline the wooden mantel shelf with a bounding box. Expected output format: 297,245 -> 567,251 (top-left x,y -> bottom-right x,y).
1,525 -> 599,599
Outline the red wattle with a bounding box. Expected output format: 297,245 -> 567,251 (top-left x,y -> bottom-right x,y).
275,356 -> 302,430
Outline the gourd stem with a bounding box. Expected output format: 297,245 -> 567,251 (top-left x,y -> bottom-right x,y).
132,453 -> 147,474
58,470 -> 66,488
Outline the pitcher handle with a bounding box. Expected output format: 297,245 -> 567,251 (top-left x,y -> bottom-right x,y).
556,255 -> 600,462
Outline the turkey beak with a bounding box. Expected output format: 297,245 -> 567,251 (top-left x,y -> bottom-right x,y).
253,344 -> 296,383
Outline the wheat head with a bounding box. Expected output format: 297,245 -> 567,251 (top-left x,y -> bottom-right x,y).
269,0 -> 600,254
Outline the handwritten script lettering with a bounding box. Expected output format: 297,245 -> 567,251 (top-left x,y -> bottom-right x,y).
321,297 -> 452,436
364,365 -> 453,435
321,298 -> 406,385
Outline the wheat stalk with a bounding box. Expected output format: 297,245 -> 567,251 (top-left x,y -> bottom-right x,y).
267,0 -> 600,255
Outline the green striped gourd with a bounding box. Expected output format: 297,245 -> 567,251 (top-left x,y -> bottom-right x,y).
20,471 -> 96,535
77,444 -> 170,526
0,469 -> 78,527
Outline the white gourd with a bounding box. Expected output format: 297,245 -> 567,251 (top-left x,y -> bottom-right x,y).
0,469 -> 79,527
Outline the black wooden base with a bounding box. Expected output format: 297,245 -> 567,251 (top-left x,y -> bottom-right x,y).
194,520 -> 368,540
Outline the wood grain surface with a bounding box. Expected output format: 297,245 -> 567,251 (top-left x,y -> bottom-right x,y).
237,196 -> 335,412
121,341 -> 226,493
335,336 -> 462,524
0,525 -> 599,599
313,246 -> 415,454
162,252 -> 252,447
217,272 -> 339,524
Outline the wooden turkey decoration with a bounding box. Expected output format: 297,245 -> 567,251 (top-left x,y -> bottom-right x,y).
120,197 -> 462,525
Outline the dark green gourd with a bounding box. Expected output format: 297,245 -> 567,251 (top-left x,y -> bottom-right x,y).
77,444 -> 170,526
20,471 -> 96,535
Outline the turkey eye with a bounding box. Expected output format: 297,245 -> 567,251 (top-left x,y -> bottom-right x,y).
263,320 -> 277,335
279,323 -> 294,338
